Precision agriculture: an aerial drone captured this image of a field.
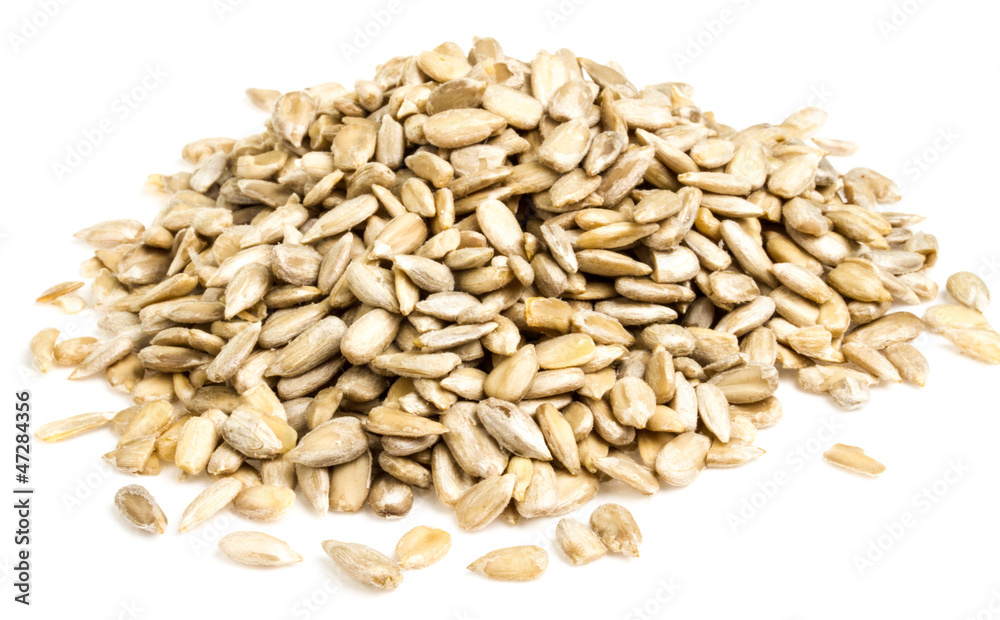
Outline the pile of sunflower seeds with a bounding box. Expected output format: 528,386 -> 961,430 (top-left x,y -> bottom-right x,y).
30,38 -> 1000,585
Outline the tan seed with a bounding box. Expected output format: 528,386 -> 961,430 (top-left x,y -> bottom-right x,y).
823,443 -> 886,477
589,503 -> 641,557
467,546 -> 548,582
114,485 -> 167,534
219,531 -> 302,567
321,540 -> 403,590
395,526 -> 452,570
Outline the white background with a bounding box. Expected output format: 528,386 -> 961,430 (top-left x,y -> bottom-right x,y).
2,0 -> 999,618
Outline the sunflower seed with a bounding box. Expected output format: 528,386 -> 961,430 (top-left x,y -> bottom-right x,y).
395,526 -> 452,570
467,546 -> 548,581
233,484 -> 296,520
286,417 -> 368,467
556,517 -> 607,565
455,473 -> 516,531
823,443 -> 886,477
884,342 -> 929,386
321,540 -> 403,590
114,485 -> 167,534
179,477 -> 243,532
946,271 -> 990,312
219,531 -> 302,567
476,398 -> 551,460
589,503 -> 641,557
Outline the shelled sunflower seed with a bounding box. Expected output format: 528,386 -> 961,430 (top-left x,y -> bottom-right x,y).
30,38 -> 1000,581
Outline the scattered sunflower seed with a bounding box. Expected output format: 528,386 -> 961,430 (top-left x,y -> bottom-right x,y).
322,540 -> 403,590
467,545 -> 548,581
114,485 -> 167,534
823,443 -> 886,477
218,531 -> 302,567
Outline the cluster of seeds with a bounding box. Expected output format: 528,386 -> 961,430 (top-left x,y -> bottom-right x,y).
30,38 -> 999,587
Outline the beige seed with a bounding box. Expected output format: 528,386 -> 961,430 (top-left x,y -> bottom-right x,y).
556,517 -> 607,565
696,383 -> 731,443
371,352 -> 462,378
946,271 -> 990,312
271,91 -> 314,148
321,540 -> 403,590
369,474 -> 413,518
842,342 -> 902,383
329,450 -> 373,513
233,485 -> 296,521
206,321 -> 262,383
424,108 -> 506,149
74,219 -> 144,248
431,443 -> 474,509
844,312 -> 924,349
592,453 -> 659,495
772,262 -> 833,303
923,304 -> 991,332
538,118 -> 593,173
476,398 -> 552,460
823,443 -> 886,476
179,477 -> 243,532
884,342 -> 929,386
36,281 -> 84,304
395,526 -> 452,570
483,344 -> 538,402
536,403 -> 581,474
609,377 -> 656,429
707,363 -> 779,404
114,485 -> 167,534
218,531 -> 302,567
30,328 -> 59,373
455,473 -> 516,531
52,337 -> 99,366
175,416 -> 219,475
655,431 -> 711,486
535,333 -> 597,369
35,410 -> 116,442
939,328 -> 1000,364
707,440 -> 765,468
286,417 -> 368,467
222,407 -> 296,459
441,402 -> 508,478
69,335 -> 137,380
467,546 -> 548,582
589,503 -> 641,557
